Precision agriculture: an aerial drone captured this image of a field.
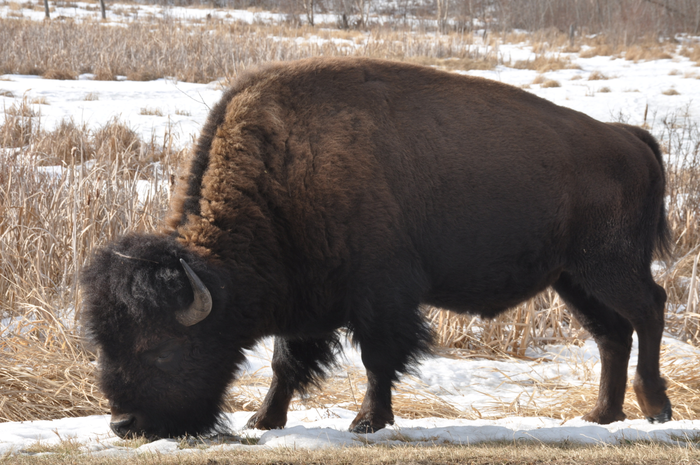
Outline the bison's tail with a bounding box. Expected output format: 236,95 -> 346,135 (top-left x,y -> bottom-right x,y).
634,126 -> 673,260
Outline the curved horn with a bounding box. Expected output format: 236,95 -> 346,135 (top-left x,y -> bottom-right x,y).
175,259 -> 212,327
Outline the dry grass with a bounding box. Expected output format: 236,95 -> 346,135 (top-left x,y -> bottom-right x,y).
42,67 -> 77,81
226,366 -> 466,422
0,315 -> 105,423
9,441 -> 700,464
139,106 -> 164,117
680,46 -> 700,66
625,44 -> 675,62
404,56 -> 499,72
513,55 -> 577,72
490,342 -> 700,422
588,71 -> 609,81
0,13 -> 690,89
0,111 -> 186,422
540,79 -> 561,88
579,44 -> 616,58
1,96 -> 38,147
0,18 -> 502,83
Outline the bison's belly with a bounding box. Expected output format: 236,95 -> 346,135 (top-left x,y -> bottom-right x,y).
424,274 -> 558,318
421,245 -> 562,318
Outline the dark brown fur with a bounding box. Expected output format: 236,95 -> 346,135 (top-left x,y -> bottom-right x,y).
82,57 -> 671,439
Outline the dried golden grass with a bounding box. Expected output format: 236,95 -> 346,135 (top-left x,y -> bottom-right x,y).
42,67 -> 77,80
404,56 -> 498,72
92,118 -> 142,162
0,19 -> 501,83
0,314 -> 107,422
426,289 -> 586,358
624,44 -> 674,62
1,96 -> 43,150
680,46 -> 700,66
579,44 -> 616,59
507,342 -> 700,422
588,70 -> 609,81
33,118 -> 93,165
10,440 -> 700,465
0,12 -> 691,88
226,366 -> 465,421
513,55 -> 577,72
540,79 -> 561,88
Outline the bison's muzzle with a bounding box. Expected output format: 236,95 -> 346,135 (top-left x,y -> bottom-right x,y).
109,410 -> 138,439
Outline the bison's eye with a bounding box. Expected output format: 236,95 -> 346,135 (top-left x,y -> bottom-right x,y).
144,339 -> 184,372
157,350 -> 176,364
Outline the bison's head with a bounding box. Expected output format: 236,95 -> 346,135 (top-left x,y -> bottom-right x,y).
81,234 -> 254,439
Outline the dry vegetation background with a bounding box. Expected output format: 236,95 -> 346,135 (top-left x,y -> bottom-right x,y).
1,0 -> 700,429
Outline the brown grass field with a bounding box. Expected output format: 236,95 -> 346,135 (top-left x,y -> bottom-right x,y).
6,441 -> 700,465
2,3 -> 700,461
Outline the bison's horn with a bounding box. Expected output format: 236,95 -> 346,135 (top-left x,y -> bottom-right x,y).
175,259 -> 212,327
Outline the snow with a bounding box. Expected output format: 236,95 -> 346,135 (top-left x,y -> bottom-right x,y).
2,1 -> 700,457
0,75 -> 222,148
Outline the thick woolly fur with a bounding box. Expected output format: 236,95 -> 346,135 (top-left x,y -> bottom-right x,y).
82,57 -> 671,438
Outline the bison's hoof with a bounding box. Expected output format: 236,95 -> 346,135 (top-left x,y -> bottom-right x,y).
646,399 -> 672,424
245,412 -> 286,430
581,409 -> 626,424
349,419 -> 383,434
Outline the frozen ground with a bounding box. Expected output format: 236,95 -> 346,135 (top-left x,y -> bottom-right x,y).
2,1 -> 700,457
4,411 -> 700,456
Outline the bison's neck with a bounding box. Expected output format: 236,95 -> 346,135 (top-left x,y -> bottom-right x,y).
164,87 -> 350,336
170,201 -> 289,333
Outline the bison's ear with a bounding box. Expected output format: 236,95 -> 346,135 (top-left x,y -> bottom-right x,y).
175,259 -> 212,326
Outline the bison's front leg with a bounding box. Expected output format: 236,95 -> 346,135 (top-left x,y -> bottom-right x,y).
246,375 -> 292,430
349,369 -> 395,434
350,307 -> 431,434
246,335 -> 339,430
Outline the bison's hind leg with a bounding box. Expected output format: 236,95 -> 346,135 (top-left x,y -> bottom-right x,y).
554,267 -> 671,424
246,334 -> 341,430
553,273 -> 633,424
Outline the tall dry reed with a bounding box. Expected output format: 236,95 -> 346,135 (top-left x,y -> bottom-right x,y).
0,18 -> 500,83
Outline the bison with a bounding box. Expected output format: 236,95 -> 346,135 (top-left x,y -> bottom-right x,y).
82,57 -> 672,440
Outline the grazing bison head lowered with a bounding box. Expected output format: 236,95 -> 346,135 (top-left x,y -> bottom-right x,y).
83,57 -> 671,440
82,235 -> 255,438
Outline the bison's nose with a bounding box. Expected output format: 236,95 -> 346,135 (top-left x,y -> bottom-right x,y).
110,413 -> 136,438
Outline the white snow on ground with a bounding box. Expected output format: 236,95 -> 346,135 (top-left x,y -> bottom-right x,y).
4,411 -> 700,456
2,2 -> 700,456
0,75 -> 223,148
